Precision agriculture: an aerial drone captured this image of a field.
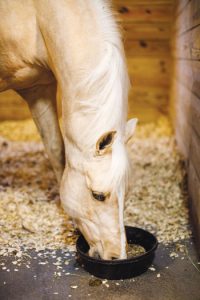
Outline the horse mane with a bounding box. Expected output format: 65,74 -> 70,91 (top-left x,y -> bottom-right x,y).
70,0 -> 130,193
65,1 -> 130,257
74,0 -> 130,145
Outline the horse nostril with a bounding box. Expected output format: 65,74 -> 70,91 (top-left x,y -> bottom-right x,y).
92,251 -> 100,259
111,256 -> 118,260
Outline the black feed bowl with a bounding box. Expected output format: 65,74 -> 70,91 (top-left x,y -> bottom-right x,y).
76,226 -> 158,280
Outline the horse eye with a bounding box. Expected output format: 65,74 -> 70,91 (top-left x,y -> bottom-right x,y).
91,191 -> 106,202
99,133 -> 113,150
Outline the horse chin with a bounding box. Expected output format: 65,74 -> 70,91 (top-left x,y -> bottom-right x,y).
87,238 -> 124,260
75,217 -> 125,260
88,246 -> 101,259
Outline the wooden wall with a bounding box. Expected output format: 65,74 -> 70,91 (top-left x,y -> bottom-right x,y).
170,0 -> 200,253
114,0 -> 173,122
0,0 -> 174,122
0,90 -> 30,120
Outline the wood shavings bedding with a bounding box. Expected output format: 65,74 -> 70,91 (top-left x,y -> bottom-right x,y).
0,116 -> 191,259
124,135 -> 191,244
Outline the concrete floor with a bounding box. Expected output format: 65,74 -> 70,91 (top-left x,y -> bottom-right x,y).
0,240 -> 199,300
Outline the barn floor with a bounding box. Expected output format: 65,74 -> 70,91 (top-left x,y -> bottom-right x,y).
0,241 -> 200,300
0,116 -> 199,300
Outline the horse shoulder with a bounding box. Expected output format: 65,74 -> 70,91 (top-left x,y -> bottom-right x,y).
0,0 -> 51,92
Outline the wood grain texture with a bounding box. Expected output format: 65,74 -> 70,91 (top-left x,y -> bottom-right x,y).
188,161 -> 200,255
0,107 -> 30,120
112,0 -> 172,123
174,59 -> 200,98
128,86 -> 169,122
128,100 -> 166,122
128,57 -> 171,87
0,0 -> 173,121
171,0 -> 200,250
0,90 -> 30,120
124,39 -> 170,56
171,78 -> 200,157
123,22 -> 171,40
174,0 -> 200,35
173,25 -> 200,60
0,90 -> 24,105
174,0 -> 191,17
129,86 -> 169,107
113,0 -> 173,5
190,129 -> 200,181
115,3 -> 173,23
190,92 -> 200,140
173,82 -> 192,157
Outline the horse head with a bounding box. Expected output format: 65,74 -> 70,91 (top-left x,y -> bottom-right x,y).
60,118 -> 137,259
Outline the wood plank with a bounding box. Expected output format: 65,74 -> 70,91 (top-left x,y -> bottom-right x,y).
169,76 -> 176,123
173,24 -> 200,60
0,90 -> 30,120
0,107 -> 30,120
129,86 -> 169,108
172,0 -> 200,253
175,111 -> 192,158
174,0 -> 200,35
0,90 -> 24,105
176,83 -> 200,143
170,78 -> 200,157
124,39 -> 170,56
129,75 -> 170,88
190,91 -> 200,139
128,86 -> 169,123
128,100 -> 166,123
175,0 -> 191,17
188,161 -> 200,256
122,22 -> 171,40
175,122 -> 190,158
114,3 -> 172,23
128,57 -> 171,87
174,59 -> 200,98
170,79 -> 192,157
113,0 -> 173,5
190,128 -> 200,181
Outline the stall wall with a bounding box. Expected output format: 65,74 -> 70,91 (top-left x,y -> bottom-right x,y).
0,90 -> 30,120
114,0 -> 173,122
0,0 -> 173,122
170,0 -> 200,252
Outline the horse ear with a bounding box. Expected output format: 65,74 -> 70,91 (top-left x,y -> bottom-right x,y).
96,131 -> 116,156
125,118 -> 138,143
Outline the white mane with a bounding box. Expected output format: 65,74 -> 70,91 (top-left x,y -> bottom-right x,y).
68,0 -> 131,194
74,0 -> 130,145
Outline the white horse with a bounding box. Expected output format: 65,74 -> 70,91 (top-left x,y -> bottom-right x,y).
0,0 -> 137,259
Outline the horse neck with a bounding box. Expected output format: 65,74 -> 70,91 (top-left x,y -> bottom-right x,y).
63,41 -> 128,153
36,0 -> 107,87
36,0 -> 128,151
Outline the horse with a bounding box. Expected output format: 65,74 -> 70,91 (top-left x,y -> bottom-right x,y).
0,0 -> 137,259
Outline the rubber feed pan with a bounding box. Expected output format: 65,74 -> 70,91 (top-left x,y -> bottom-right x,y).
76,226 -> 158,280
